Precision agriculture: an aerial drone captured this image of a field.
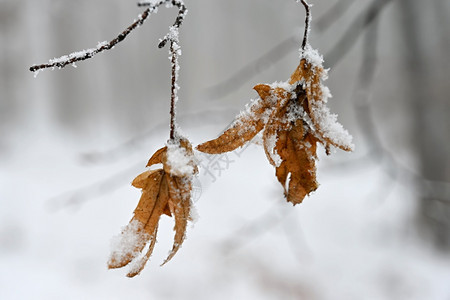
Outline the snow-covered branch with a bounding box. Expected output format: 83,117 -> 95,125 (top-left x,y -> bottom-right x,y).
29,0 -> 187,75
138,0 -> 187,48
168,28 -> 181,140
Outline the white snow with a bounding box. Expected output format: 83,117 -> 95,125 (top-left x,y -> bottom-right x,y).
126,251 -> 150,277
49,48 -> 94,65
269,80 -> 293,92
166,140 -> 195,177
311,100 -> 355,150
264,132 -> 282,167
12,2 -> 450,297
108,219 -> 149,268
300,44 -> 324,67
234,98 -> 264,125
139,0 -> 163,5
33,69 -> 42,78
1,121 -> 450,300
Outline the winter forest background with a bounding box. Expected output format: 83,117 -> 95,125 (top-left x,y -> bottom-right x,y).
1,0 -> 450,299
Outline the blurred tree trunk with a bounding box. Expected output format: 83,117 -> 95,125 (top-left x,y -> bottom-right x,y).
0,1 -> 22,150
398,0 -> 450,248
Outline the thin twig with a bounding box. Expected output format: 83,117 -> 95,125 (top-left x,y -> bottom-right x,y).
138,0 -> 187,48
29,9 -> 151,73
29,0 -> 187,73
169,41 -> 177,140
300,0 -> 311,50
206,0 -> 390,100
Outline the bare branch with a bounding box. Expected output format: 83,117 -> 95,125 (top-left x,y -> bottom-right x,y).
29,0 -> 187,74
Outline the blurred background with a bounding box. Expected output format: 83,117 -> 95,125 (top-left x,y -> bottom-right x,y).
1,0 -> 450,299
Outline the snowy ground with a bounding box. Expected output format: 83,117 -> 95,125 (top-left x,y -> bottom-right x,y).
1,114 -> 450,300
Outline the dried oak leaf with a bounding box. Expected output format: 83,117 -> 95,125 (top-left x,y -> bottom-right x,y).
197,47 -> 354,204
108,137 -> 198,277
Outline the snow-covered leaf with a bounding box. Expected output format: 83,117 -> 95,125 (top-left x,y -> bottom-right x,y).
108,137 -> 198,276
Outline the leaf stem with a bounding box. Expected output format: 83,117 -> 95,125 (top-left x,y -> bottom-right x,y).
169,41 -> 177,141
300,0 -> 311,50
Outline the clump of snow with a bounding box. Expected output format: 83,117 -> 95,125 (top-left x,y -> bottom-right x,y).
97,40 -> 108,48
189,202 -> 200,225
45,40 -> 108,69
167,26 -> 180,44
320,84 -> 332,103
300,44 -> 324,67
126,252 -> 150,277
166,140 -> 195,177
264,133 -> 282,167
33,69 -> 42,78
108,219 -> 148,268
139,0 -> 163,5
297,44 -> 354,151
286,96 -> 305,122
311,101 -> 355,151
269,81 -> 293,92
49,50 -> 89,65
234,97 -> 264,126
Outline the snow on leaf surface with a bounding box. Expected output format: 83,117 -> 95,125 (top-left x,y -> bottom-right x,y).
166,139 -> 196,177
108,137 -> 198,276
197,44 -> 353,204
108,219 -> 150,270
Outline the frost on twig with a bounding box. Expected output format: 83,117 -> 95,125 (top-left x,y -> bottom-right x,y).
299,0 -> 311,50
97,1 -> 194,276
167,26 -> 182,140
138,0 -> 187,48
29,0 -> 187,75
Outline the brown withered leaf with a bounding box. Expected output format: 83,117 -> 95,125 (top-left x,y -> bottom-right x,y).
108,137 -> 198,277
254,84 -> 320,204
197,49 -> 353,204
289,58 -> 354,152
274,121 -> 319,205
196,94 -> 273,154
